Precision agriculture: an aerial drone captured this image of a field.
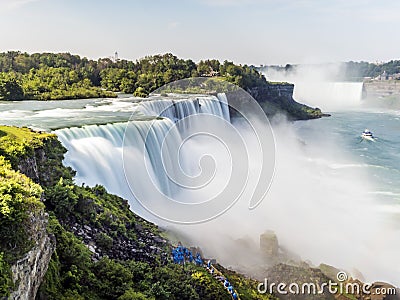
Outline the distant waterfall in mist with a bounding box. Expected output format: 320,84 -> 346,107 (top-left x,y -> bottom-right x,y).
293,82 -> 364,110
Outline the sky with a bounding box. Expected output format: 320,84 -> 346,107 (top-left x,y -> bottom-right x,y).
0,0 -> 400,65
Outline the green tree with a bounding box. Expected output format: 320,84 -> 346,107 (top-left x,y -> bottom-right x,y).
118,289 -> 153,300
0,253 -> 13,297
0,156 -> 44,257
45,178 -> 78,218
0,76 -> 24,100
92,257 -> 133,299
134,86 -> 148,97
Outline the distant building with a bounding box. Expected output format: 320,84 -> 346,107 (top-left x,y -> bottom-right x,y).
200,70 -> 220,77
374,70 -> 389,81
109,51 -> 120,63
392,73 -> 400,80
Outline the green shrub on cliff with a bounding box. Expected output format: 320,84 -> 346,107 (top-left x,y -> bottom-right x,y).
216,264 -> 276,300
0,156 -> 44,259
46,178 -> 78,218
0,252 -> 13,297
44,182 -> 141,242
0,126 -> 53,167
39,215 -> 96,299
0,126 -> 75,187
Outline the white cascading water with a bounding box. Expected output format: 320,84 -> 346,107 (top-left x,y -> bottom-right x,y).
56,123 -> 132,199
293,82 -> 364,110
55,94 -> 230,211
138,94 -> 230,123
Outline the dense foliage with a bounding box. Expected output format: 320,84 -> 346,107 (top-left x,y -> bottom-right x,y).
39,216 -> 232,300
0,155 -> 44,258
0,147 -> 44,296
0,252 -> 13,297
343,60 -> 400,79
0,52 -> 112,100
0,51 -> 267,100
0,125 -> 54,167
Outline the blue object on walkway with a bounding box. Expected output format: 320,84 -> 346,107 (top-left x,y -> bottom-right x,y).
195,253 -> 203,265
224,279 -> 230,288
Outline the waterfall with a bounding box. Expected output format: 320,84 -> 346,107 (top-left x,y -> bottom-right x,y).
201,93 -> 230,122
56,122 -> 134,200
293,82 -> 364,110
138,99 -> 199,122
55,95 -> 231,215
138,94 -> 230,122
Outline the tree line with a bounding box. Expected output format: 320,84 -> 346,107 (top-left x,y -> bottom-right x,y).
343,60 -> 400,79
0,52 -> 267,100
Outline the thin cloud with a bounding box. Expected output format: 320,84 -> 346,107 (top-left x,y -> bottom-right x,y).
358,5 -> 400,23
199,0 -> 318,8
199,0 -> 264,7
167,21 -> 180,30
0,0 -> 39,12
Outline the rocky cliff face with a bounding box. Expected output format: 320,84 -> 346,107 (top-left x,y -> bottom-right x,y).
17,137 -> 74,188
9,212 -> 54,300
247,83 -> 327,120
363,80 -> 400,109
7,138 -> 62,299
64,203 -> 170,263
364,80 -> 400,98
17,154 -> 41,185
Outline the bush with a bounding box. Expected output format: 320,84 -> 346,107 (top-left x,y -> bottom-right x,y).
95,233 -> 113,251
133,87 -> 148,97
45,178 -> 78,219
0,156 -> 44,259
92,257 -> 134,299
0,253 -> 13,297
118,289 -> 153,300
